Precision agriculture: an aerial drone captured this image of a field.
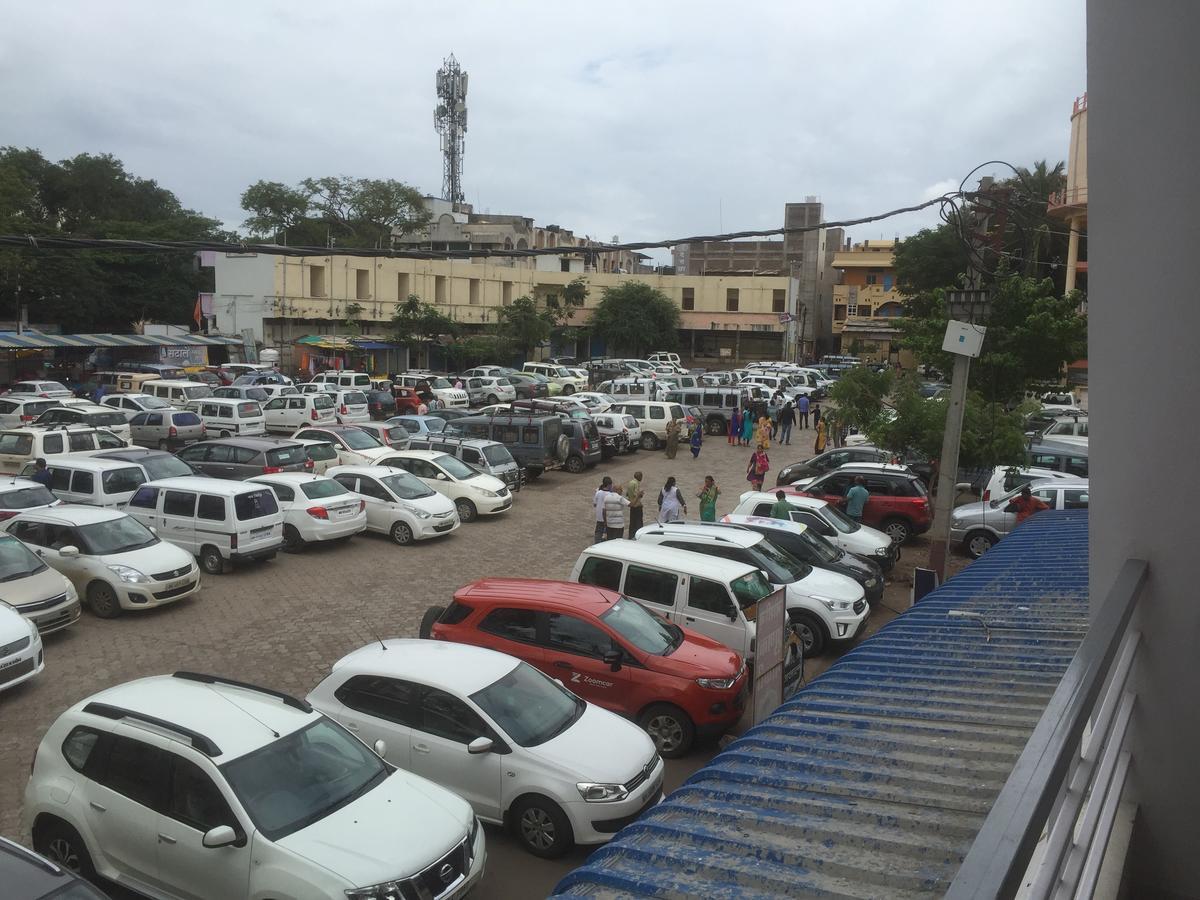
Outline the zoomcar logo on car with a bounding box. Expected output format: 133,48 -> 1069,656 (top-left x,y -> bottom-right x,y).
571,672 -> 613,688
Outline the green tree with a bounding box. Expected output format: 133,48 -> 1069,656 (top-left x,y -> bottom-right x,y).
391,294 -> 458,345
894,224 -> 971,295
827,367 -> 894,434
496,296 -> 551,359
588,282 -> 679,357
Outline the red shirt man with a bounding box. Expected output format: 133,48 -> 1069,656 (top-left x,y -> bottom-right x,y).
1007,486 -> 1050,523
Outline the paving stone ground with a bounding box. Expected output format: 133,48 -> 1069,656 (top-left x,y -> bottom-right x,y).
0,426 -> 960,899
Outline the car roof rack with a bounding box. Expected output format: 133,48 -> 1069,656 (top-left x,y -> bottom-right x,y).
173,671 -> 312,712
84,701 -> 222,756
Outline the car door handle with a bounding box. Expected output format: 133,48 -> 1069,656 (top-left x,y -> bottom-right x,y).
553,661 -> 571,670
685,616 -> 697,623
88,801 -> 106,812
157,833 -> 177,845
414,743 -> 431,754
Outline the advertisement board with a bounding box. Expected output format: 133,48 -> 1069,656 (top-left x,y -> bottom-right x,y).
751,588 -> 786,725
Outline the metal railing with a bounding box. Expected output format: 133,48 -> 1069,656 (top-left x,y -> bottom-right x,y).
946,557 -> 1148,899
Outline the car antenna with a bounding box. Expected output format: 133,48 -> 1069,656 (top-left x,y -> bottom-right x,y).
204,685 -> 280,738
363,621 -> 387,651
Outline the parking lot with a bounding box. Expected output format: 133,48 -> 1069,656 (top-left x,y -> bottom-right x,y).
0,429 -> 955,899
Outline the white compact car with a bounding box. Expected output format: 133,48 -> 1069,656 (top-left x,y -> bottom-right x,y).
734,491 -> 898,571
262,393 -> 337,432
248,473 -> 367,551
0,532 -> 80,635
329,389 -> 370,425
980,465 -> 1075,502
23,672 -> 485,900
0,600 -> 43,693
328,465 -> 460,544
291,426 -> 393,466
308,640 -> 662,858
571,392 -> 615,413
377,449 -> 511,522
4,506 -> 200,618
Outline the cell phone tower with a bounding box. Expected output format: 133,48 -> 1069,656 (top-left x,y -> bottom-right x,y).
434,54 -> 468,204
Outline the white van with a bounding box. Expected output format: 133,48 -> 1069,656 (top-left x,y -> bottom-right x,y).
185,398 -> 266,437
262,393 -> 337,432
569,539 -> 778,662
17,457 -> 147,508
312,370 -> 372,389
0,427 -> 128,475
144,379 -> 213,408
596,378 -> 671,401
125,476 -> 283,574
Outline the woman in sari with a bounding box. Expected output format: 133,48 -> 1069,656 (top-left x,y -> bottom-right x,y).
657,476 -> 686,522
697,476 -> 720,522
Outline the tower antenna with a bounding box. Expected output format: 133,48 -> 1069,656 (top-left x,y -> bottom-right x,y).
434,54 -> 468,204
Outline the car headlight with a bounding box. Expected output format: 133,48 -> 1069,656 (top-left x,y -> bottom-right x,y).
696,675 -> 737,690
812,594 -> 853,612
403,503 -> 432,519
873,546 -> 891,557
865,577 -> 879,588
475,487 -> 499,497
107,564 -> 149,584
577,782 -> 629,803
345,882 -> 408,900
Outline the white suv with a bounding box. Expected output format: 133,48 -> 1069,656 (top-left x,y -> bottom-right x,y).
24,672 -> 485,899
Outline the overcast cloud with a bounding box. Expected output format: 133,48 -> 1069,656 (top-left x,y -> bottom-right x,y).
0,1 -> 1085,262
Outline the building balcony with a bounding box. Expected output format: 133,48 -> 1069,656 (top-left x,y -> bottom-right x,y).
1048,187 -> 1088,217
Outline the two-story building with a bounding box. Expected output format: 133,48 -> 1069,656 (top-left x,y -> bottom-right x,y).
831,238 -> 912,366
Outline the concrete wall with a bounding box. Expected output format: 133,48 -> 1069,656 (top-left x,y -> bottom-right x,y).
1089,3 -> 1200,895
211,253 -> 277,341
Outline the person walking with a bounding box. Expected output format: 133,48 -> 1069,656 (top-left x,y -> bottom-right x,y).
30,458 -> 53,488
729,407 -> 741,445
814,418 -> 828,454
746,444 -> 770,491
779,401 -> 795,446
769,489 -> 793,520
768,391 -> 783,441
603,485 -> 631,541
844,475 -> 870,522
657,477 -> 687,523
697,476 -> 720,522
625,471 -> 644,537
797,393 -> 810,429
689,424 -> 703,460
740,408 -> 755,446
812,402 -> 822,430
593,476 -> 612,543
664,418 -> 680,459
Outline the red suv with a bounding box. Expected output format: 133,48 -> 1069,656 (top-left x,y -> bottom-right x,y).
423,578 -> 748,758
790,463 -> 932,544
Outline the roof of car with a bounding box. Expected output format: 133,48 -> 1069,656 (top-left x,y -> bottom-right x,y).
248,472 -> 331,487
719,513 -> 811,537
186,436 -> 301,449
637,522 -> 764,548
297,424 -> 367,433
381,448 -> 447,461
326,464 -> 411,479
39,456 -> 143,472
457,577 -> 622,615
0,476 -> 48,493
821,462 -> 918,477
743,491 -> 831,511
141,476 -> 273,495
331,639 -> 520,696
77,673 -> 317,763
16,503 -> 126,525
579,539 -> 759,580
95,448 -> 172,461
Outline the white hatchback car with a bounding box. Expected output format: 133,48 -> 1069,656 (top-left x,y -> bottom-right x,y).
0,600 -> 43,693
290,425 -> 393,466
8,380 -> 73,399
308,640 -> 662,858
4,506 -> 200,618
329,389 -> 370,425
377,449 -> 511,522
328,465 -> 460,544
23,672 -> 485,900
262,393 -> 336,432
247,473 -> 367,551
733,491 -> 898,571
0,532 -> 80,635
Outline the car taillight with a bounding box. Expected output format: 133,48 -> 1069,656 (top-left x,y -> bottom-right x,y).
39,393 -> 48,398
303,457 -> 314,470
19,415 -> 32,422
262,465 -> 282,474
339,404 -> 348,414
311,408 -> 319,420
582,438 -> 590,452
306,506 -> 329,519
168,425 -> 178,438
982,489 -> 990,501
0,510 -> 18,521
201,424 -> 207,434
359,499 -> 365,512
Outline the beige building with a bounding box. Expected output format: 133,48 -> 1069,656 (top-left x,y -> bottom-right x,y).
1047,93 -> 1088,293
830,239 -> 913,366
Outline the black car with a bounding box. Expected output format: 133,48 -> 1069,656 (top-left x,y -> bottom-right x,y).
776,447 -> 891,487
95,447 -> 198,480
504,372 -> 550,400
723,515 -> 885,604
0,835 -> 109,899
366,389 -> 397,420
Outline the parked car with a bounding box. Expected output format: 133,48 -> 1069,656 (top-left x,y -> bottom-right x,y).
309,639 -> 661,858
7,381 -> 73,400
377,449 -> 511,522
0,601 -> 43,693
5,505 -> 200,617
407,435 -> 524,493
522,363 -> 586,394
99,392 -> 173,422
327,389 -> 370,425
0,478 -> 60,524
503,371 -> 551,400
425,577 -> 748,759
0,397 -> 63,429
232,370 -> 293,387
23,672 -> 485,899
1027,441 -> 1090,478
951,479 -> 1091,558
143,379 -> 214,408
609,401 -> 687,450
559,418 -> 603,474
176,437 -> 311,480
0,834 -> 110,898
34,404 -> 131,442
661,386 -> 761,436
185,370 -> 222,389
393,374 -> 470,408
1039,415 -> 1089,446
247,472 -> 367,551
16,457 -> 147,509
262,393 -> 336,433
791,463 -> 933,544
365,389 -> 397,420
0,531 -> 80,634
732,491 -> 898,571
311,370 -> 371,390
290,425 -> 393,466
128,408 -> 205,449
980,465 -> 1076,502
422,408 -> 474,424
0,427 -> 128,476
446,413 -> 568,478
571,391 -> 615,412
463,376 -> 517,407
328,464 -> 460,544
353,421 -> 412,450
776,446 -> 892,487
387,414 -> 450,437
183,398 -> 265,438
211,385 -> 270,402
591,412 -> 632,458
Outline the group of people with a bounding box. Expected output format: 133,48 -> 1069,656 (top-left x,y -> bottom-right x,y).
592,470 -> 721,542
727,394 -> 834,456
662,418 -> 704,461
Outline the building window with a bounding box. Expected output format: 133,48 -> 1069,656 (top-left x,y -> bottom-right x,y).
309,265 -> 326,298
469,279 -> 481,305
847,303 -> 858,317
726,288 -> 739,312
682,288 -> 695,310
560,258 -> 571,273
834,304 -> 847,321
355,269 -> 370,300
772,289 -> 786,313
397,272 -> 410,301
859,304 -> 872,317
435,276 -> 448,303
866,274 -> 878,286
502,282 -> 513,306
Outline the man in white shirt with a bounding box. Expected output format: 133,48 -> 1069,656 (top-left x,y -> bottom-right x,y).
593,476 -> 612,543
603,485 -> 631,541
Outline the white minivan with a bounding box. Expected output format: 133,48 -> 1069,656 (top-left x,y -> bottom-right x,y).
17,457 -> 147,508
0,427 -> 128,475
262,393 -> 336,432
125,476 -> 283,574
144,379 -> 214,408
185,398 -> 266,437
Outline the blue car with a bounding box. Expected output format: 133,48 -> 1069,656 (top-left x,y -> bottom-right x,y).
386,414 -> 448,436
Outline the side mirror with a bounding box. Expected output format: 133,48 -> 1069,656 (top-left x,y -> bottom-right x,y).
436,472 -> 448,480
58,545 -> 79,558
202,825 -> 238,849
954,483 -> 972,494
147,526 -> 157,535
467,736 -> 494,755
373,739 -> 387,758
602,649 -> 623,672
727,607 -> 739,622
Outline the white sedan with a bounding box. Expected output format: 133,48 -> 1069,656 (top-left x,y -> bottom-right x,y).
247,473 -> 367,551
733,491 -> 897,571
572,392 -> 616,413
307,639 -> 662,858
376,449 -> 512,522
328,464 -> 459,544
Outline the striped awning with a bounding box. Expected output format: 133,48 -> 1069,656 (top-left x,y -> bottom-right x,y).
0,331 -> 244,350
294,335 -> 400,351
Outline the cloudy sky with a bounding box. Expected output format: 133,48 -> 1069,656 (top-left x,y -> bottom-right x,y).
1,1 -> 1085,262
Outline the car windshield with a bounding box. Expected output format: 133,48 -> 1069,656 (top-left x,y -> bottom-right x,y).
819,503 -> 861,533
470,661 -> 584,748
601,596 -> 680,655
0,534 -> 47,580
101,467 -> 147,495
0,484 -> 56,510
76,515 -> 158,555
747,538 -> 812,583
383,427 -> 407,444
482,445 -> 514,466
434,454 -> 478,480
88,411 -> 129,427
265,445 -> 307,467
339,430 -> 382,450
305,442 -> 338,461
136,454 -> 194,480
300,479 -> 349,500
430,377 -> 452,389
381,471 -> 435,500
221,718 -> 389,841
344,391 -> 367,405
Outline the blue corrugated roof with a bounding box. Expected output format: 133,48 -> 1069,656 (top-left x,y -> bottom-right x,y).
552,510 -> 1089,899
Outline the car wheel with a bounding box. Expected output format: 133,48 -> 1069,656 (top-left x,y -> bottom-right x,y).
966,530 -> 997,559
220,430 -> 231,438
86,581 -> 121,619
640,432 -> 659,451
788,610 -> 827,656
157,439 -> 170,450
565,454 -> 585,474
282,524 -> 305,553
882,517 -> 912,544
455,498 -> 478,523
511,795 -> 574,858
525,467 -> 543,480
390,521 -> 414,546
562,384 -> 574,395
200,545 -> 226,575
638,703 -> 695,758
34,820 -> 96,880
706,417 -> 726,436
487,394 -> 499,405
419,605 -> 445,639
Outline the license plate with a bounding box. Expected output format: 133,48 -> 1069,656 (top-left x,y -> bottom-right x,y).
250,527 -> 272,538
335,505 -> 355,517
166,578 -> 189,590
